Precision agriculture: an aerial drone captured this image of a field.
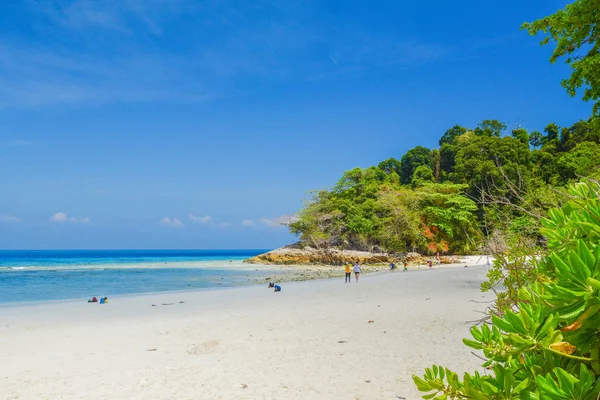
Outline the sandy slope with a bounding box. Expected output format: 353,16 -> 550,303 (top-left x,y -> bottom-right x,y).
0,261 -> 493,400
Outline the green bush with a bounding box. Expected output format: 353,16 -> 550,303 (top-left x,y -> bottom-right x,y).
413,181 -> 600,399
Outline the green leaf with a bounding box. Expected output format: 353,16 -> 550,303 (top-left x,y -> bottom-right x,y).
587,277 -> 600,291
536,314 -> 557,339
413,376 -> 432,392
463,338 -> 483,350
513,378 -> 530,393
552,368 -> 577,395
492,315 -> 517,334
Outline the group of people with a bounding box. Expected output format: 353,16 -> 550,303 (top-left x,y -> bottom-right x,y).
87,296 -> 108,304
389,262 -> 408,272
426,258 -> 441,268
344,262 -> 362,283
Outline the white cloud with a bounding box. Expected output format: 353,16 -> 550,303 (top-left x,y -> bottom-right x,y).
189,213 -> 211,224
242,219 -> 255,227
160,217 -> 184,228
50,212 -> 68,222
259,215 -> 298,228
218,222 -> 231,228
50,212 -> 90,223
0,214 -> 19,223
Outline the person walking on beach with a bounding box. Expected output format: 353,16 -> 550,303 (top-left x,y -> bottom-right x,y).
344,263 -> 352,283
353,261 -> 362,282
403,262 -> 408,272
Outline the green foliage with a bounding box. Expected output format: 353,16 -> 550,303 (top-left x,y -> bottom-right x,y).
523,0 -> 600,116
481,230 -> 542,315
474,120 -> 507,137
529,131 -> 543,149
413,181 -> 600,399
556,142 -> 600,183
417,184 -> 480,253
289,116 -> 600,254
412,165 -> 435,187
378,158 -> 402,176
401,146 -> 432,184
544,123 -> 560,144
289,166 -> 479,253
511,128 -> 530,145
452,135 -> 531,199
440,125 -> 468,146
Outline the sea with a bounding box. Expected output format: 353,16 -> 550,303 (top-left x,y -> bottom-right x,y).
0,249 -> 276,304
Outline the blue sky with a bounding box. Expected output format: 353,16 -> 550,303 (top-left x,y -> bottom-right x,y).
0,0 -> 591,249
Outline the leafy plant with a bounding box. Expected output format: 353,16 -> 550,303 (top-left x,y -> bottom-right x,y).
522,0 -> 600,116
413,181 -> 600,399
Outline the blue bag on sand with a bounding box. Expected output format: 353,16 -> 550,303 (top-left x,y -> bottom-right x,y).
100,297 -> 105,304
274,285 -> 281,292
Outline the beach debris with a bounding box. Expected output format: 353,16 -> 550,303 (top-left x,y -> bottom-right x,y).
147,348 -> 157,352
162,303 -> 174,306
396,397 -> 406,399
179,301 -> 185,304
151,304 -> 157,307
367,320 -> 375,323
241,384 -> 248,389
365,380 -> 371,383
425,298 -> 431,300
337,340 -> 347,344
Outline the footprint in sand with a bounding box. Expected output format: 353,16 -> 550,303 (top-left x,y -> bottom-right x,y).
187,340 -> 219,355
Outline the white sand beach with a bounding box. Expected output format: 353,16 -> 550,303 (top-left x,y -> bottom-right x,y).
1,259 -> 493,400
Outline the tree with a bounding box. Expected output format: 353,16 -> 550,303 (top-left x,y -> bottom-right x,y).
400,146 -> 431,184
439,125 -> 467,146
439,143 -> 456,176
511,128 -> 529,145
523,0 -> 600,115
430,149 -> 441,182
416,183 -> 479,254
412,165 -> 435,187
474,120 -> 507,137
452,135 -> 531,197
529,130 -> 543,149
559,119 -> 600,151
556,141 -> 600,182
377,158 -> 402,176
544,122 -> 560,145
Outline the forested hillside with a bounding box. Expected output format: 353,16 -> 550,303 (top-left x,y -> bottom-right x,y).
288,0 -> 600,256
288,118 -> 600,254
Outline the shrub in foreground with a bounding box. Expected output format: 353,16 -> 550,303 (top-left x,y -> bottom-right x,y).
413,181 -> 600,399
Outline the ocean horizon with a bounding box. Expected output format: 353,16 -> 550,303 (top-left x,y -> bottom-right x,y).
0,249 -> 275,304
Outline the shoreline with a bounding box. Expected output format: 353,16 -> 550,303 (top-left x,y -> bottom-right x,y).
0,255 -> 488,307
1,262 -> 493,399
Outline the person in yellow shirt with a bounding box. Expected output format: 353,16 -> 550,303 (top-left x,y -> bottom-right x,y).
344,263 -> 352,283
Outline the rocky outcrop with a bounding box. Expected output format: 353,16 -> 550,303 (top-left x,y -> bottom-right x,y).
244,244 -> 393,265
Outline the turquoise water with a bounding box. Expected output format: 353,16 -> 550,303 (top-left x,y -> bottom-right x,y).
0,250 -> 272,303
